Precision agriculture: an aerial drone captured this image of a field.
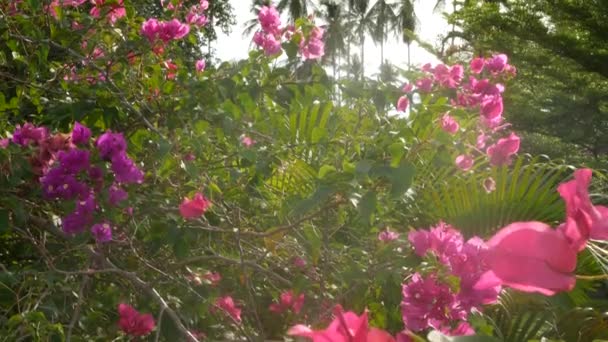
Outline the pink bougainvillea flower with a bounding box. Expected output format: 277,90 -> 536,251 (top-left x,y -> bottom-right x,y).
162,59 -> 178,80
158,19 -> 190,42
415,77 -> 433,93
455,154 -> 474,171
91,222 -> 112,243
292,256 -> 307,268
440,113 -> 459,134
434,64 -> 464,88
258,6 -> 281,34
486,54 -> 508,73
442,322 -> 475,336
90,0 -> 126,25
0,138 -> 9,149
396,96 -> 409,112
262,33 -> 282,56
108,184 -> 128,206
557,168 -> 608,245
71,121 -> 91,145
186,11 -> 208,27
111,152 -> 144,184
470,57 -> 485,74
195,59 -> 206,73
289,306 -> 395,342
480,95 -> 504,120
214,296 -> 242,323
402,83 -> 413,93
141,18 -> 160,43
12,123 -> 49,146
202,271 -> 222,286
179,192 -> 211,219
117,304 -> 155,336
300,30 -> 325,61
401,273 -> 466,332
475,221 -> 577,296
269,290 -> 305,314
476,132 -> 488,149
378,228 -> 400,242
486,132 -> 520,166
421,63 -> 433,72
241,135 -> 254,147
96,131 -> 126,159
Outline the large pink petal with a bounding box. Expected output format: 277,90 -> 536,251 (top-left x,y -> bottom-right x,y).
367,328 -> 396,342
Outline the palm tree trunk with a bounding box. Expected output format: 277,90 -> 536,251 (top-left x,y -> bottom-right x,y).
407,43 -> 411,70
360,27 -> 365,80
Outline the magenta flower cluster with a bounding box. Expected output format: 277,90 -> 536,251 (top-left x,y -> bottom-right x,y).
404,222 -> 500,334
398,54 -> 520,171
252,6 -> 324,60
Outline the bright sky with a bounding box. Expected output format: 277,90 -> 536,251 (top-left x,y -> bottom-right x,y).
215,0 -> 450,75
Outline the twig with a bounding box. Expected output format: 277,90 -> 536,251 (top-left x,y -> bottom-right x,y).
66,274 -> 90,342
154,306 -> 166,342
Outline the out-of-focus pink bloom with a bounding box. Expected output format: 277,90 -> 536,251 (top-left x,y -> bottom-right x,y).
300,28 -> 325,60
158,19 -> 190,42
214,296 -> 242,323
440,113 -> 459,134
475,221 -> 577,296
476,132 -> 488,149
486,132 -> 520,166
480,95 -> 503,120
396,96 -> 409,112
289,306 -> 395,342
292,257 -> 307,268
117,304 -> 155,336
141,18 -> 160,43
162,59 -> 178,80
90,0 -> 126,25
0,138 -> 9,149
48,0 -> 87,17
470,57 -> 485,74
12,123 -> 48,146
186,11 -> 208,27
202,271 -> 222,286
269,290 -> 305,314
258,6 -> 281,34
184,152 -> 196,161
402,83 -> 413,93
434,64 -> 464,88
557,168 -> 608,246
161,0 -> 183,11
241,135 -> 254,147
378,228 -> 400,242
455,155 -> 474,171
486,54 -> 508,73
505,64 -> 517,76
195,59 -> 206,73
71,21 -> 84,30
415,77 -> 433,92
421,63 -> 433,72
442,322 -> 475,336
71,122 -> 91,145
262,33 -> 282,56
179,192 -> 211,219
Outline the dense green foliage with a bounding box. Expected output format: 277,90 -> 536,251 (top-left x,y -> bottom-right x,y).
448,0 -> 608,167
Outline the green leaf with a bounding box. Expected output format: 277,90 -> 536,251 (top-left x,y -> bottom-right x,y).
358,191 -> 377,225
0,209 -> 9,233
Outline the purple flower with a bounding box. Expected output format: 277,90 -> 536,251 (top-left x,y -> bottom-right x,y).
71,122 -> 91,145
401,273 -> 466,332
57,149 -> 90,174
62,211 -> 91,234
91,222 -> 112,243
96,131 -> 126,159
111,152 -> 144,184
108,184 -> 128,206
41,168 -> 87,200
12,123 -> 48,146
61,194 -> 96,235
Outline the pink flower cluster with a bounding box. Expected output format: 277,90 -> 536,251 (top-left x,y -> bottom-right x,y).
213,296 -> 242,323
7,122 -> 142,243
47,0 -> 126,25
289,305 -> 396,342
179,192 -> 211,219
252,6 -> 324,60
406,222 -> 499,333
141,18 -> 191,44
269,290 -> 305,314
117,304 -> 155,336
402,54 -> 520,170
